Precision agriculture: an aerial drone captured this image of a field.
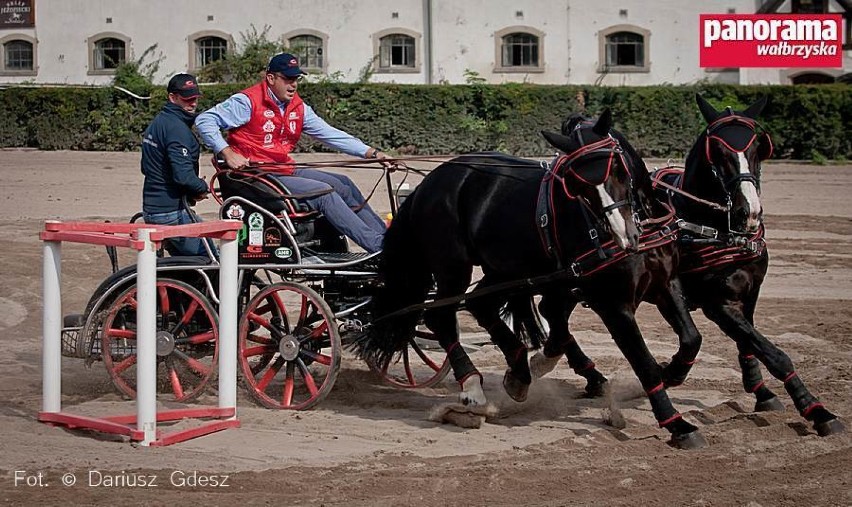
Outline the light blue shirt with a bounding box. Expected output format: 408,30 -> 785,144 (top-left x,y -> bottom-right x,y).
195,88 -> 370,158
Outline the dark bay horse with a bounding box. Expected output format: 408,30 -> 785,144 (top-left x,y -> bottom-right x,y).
534,95 -> 843,437
354,111 -> 706,449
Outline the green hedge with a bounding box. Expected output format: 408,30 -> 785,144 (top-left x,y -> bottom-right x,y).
1,83 -> 849,160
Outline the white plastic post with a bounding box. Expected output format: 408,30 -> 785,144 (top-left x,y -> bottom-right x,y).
135,229 -> 157,445
218,230 -> 238,415
42,238 -> 62,414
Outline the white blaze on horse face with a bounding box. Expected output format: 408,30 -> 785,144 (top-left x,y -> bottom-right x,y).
737,152 -> 762,231
596,184 -> 630,250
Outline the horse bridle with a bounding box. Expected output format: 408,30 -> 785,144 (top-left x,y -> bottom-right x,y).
704,114 -> 769,195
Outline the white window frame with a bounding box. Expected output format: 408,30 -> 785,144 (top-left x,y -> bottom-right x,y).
0,34 -> 37,76
283,29 -> 328,74
372,28 -> 421,74
598,25 -> 650,73
494,26 -> 545,74
188,30 -> 233,72
87,32 -> 130,75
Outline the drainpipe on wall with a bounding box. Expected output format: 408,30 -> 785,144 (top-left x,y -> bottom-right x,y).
423,0 -> 433,84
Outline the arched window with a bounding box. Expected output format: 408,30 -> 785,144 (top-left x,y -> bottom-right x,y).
87,32 -> 130,74
188,31 -> 232,72
1,37 -> 34,73
380,34 -> 415,69
94,38 -> 125,69
287,34 -> 324,72
598,25 -> 650,73
196,36 -> 228,67
494,27 -> 545,73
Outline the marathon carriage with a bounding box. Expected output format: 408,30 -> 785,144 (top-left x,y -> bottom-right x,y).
61,159 -> 450,410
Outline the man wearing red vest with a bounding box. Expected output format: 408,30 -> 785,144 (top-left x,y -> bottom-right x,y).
196,53 -> 390,253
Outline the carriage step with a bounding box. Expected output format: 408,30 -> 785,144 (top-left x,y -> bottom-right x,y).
302,250 -> 381,270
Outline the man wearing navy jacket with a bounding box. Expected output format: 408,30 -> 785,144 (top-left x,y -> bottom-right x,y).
140,73 -> 211,256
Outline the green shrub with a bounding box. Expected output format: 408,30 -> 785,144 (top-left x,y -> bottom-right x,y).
1,83 -> 850,160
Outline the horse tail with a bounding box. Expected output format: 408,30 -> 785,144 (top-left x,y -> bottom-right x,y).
501,295 -> 546,350
350,199 -> 432,367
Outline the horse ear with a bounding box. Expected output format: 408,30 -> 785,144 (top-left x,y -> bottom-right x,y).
742,96 -> 768,119
757,132 -> 773,161
541,130 -> 574,153
696,93 -> 719,124
592,108 -> 612,136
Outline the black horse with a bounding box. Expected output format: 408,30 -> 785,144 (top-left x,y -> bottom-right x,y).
354,111 -> 706,449
533,95 -> 843,437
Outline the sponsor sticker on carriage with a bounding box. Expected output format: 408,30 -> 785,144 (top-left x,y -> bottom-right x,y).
248,212 -> 264,246
700,14 -> 842,68
274,247 -> 293,259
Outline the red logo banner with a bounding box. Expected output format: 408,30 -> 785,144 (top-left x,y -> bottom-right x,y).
700,14 -> 842,68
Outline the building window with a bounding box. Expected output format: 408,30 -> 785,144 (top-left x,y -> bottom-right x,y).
598,25 -> 650,73
372,28 -> 421,73
792,0 -> 828,14
196,36 -> 228,67
5,40 -> 32,70
283,30 -> 328,73
494,26 -> 545,73
0,35 -> 37,76
380,34 -> 415,68
502,33 -> 539,67
188,31 -> 232,72
87,32 -> 130,74
94,38 -> 126,69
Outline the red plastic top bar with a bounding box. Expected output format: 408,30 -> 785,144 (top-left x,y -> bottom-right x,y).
41,220 -> 242,249
40,230 -> 145,249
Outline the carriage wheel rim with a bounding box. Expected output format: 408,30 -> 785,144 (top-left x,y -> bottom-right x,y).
239,281 -> 341,410
100,279 -> 218,402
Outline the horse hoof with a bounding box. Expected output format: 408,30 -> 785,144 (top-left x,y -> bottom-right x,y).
669,430 -> 707,450
502,370 -> 529,403
754,396 -> 785,412
814,418 -> 845,437
529,352 -> 560,379
584,380 -> 608,398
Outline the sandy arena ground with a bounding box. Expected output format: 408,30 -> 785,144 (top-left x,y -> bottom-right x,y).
0,150 -> 850,506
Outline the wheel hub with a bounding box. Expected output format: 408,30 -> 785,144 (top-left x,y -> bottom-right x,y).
156,331 -> 176,356
278,335 -> 300,361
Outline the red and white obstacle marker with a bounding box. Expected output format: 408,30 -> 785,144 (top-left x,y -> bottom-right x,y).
39,220 -> 242,446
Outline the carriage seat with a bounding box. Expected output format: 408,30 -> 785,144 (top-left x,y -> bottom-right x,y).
215,168 -> 331,222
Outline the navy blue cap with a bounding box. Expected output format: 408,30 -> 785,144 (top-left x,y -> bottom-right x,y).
167,73 -> 201,98
267,53 -> 306,77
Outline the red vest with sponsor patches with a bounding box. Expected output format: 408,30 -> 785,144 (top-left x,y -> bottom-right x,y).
226,81 -> 304,174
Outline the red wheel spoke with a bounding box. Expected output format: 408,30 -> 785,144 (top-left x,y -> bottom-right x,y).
300,348 -> 332,366
296,360 -> 319,396
305,321 -> 329,341
178,300 -> 200,326
168,362 -> 185,399
106,328 -> 136,340
242,344 -> 274,358
282,362 -> 296,407
257,356 -> 284,391
403,349 -> 416,384
158,285 -> 169,314
172,348 -> 210,376
298,296 -> 309,325
245,333 -> 274,345
247,312 -> 273,331
181,330 -> 215,345
410,341 -> 441,371
112,354 -> 137,374
124,295 -> 138,310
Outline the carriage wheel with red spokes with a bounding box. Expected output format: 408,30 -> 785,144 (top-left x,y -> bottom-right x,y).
370,327 -> 451,389
239,281 -> 341,410
101,279 -> 218,402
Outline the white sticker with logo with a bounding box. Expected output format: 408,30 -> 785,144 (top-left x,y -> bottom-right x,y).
274,247 -> 293,259
248,212 -> 264,246
289,121 -> 297,133
263,110 -> 275,118
264,133 -> 273,145
262,120 -> 275,133
226,203 -> 245,220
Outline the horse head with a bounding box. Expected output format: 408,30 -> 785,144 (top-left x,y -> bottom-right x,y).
690,94 -> 773,234
541,109 -> 641,252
